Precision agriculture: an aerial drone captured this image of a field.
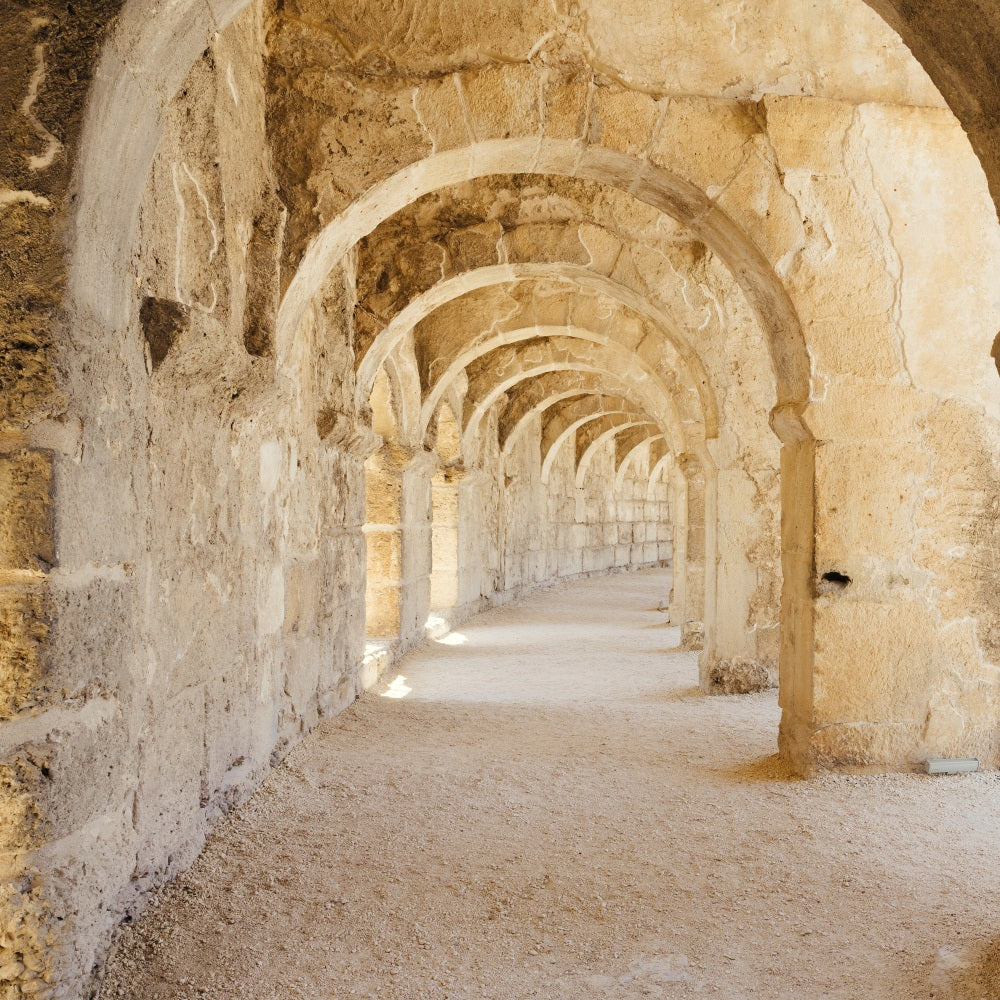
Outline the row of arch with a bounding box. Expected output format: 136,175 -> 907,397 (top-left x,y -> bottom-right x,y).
72,8 -> 997,767
67,0 -> 1000,822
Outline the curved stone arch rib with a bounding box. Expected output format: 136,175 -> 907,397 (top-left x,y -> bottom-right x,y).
541,392 -> 653,450
277,140 -> 809,415
419,325 -> 689,453
498,374 -> 640,453
355,261 -> 719,436
540,396 -> 656,485
613,431 -> 668,493
446,335 -> 685,457
543,409 -> 650,486
575,421 -> 661,489
460,356 -> 668,460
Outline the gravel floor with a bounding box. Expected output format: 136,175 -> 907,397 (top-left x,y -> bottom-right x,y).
98,569 -> 1000,1000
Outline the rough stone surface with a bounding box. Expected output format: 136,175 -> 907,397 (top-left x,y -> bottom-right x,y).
2,0 -> 1000,995
95,572 -> 1000,1000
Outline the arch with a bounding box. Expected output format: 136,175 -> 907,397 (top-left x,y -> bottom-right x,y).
646,449 -> 676,502
616,435 -> 669,495
418,326 -> 689,453
453,338 -> 684,457
354,262 -> 719,435
498,373 -> 643,452
278,140 -> 809,414
574,420 -> 661,489
540,396 -> 655,485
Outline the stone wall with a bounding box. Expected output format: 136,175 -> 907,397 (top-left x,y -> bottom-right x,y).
1,0 -> 1000,995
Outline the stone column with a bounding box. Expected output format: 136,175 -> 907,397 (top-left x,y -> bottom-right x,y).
699,444 -> 780,696
677,454 -> 706,651
430,465 -> 461,611
364,446 -> 436,646
667,463 -> 688,628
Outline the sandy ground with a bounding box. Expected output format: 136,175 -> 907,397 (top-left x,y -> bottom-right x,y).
98,570 -> 1000,1000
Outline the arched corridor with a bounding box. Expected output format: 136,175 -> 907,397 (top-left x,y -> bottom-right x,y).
98,571 -> 1000,1000
3,1 -> 1000,993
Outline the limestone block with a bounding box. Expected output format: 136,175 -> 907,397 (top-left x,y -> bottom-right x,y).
281,640 -> 324,726
809,721 -> 925,770
814,440 -> 927,561
813,600 -> 941,724
682,620 -> 705,651
541,74 -> 589,142
712,141 -> 806,266
761,96 -> 853,174
414,77 -> 474,152
0,452 -> 53,572
649,99 -> 762,192
503,223 -> 591,268
860,104 -> 1000,417
400,575 -> 431,641
365,531 -> 403,582
577,223 -> 625,275
588,86 -> 661,157
201,678 -> 261,814
133,685 -> 207,879
802,386 -> 930,443
915,400 -> 1000,663
0,584 -> 48,719
703,655 -> 772,695
444,221 -> 505,274
431,483 -> 460,522
34,801 -> 140,994
462,64 -> 541,142
787,245 -> 899,327
50,441 -> 144,566
366,584 -> 402,638
283,559 -> 322,637
45,571 -> 138,703
781,171 -> 885,250
687,524 -> 706,555
579,0 -> 943,107
402,533 -> 432,589
15,712 -> 135,842
310,77 -> 431,212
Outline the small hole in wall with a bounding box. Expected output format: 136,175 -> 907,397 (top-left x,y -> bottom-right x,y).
818,570 -> 852,594
991,331 -> 1000,378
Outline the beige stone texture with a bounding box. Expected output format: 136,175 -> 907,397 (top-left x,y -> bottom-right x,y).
2,0 -> 1000,992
